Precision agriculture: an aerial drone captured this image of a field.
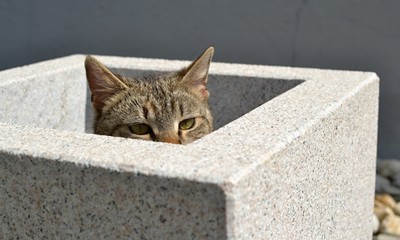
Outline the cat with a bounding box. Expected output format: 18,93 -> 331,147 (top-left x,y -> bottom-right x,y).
84,47 -> 214,145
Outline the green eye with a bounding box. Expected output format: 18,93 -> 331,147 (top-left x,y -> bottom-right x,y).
129,124 -> 151,135
179,118 -> 195,130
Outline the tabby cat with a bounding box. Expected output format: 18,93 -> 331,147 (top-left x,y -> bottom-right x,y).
84,47 -> 214,144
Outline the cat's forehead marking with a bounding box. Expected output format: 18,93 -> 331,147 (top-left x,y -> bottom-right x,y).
144,100 -> 157,120
142,102 -> 150,119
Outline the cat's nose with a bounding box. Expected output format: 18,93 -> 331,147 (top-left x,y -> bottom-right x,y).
164,137 -> 180,144
156,135 -> 181,144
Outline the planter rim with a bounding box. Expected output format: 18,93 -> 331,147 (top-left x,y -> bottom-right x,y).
0,54 -> 379,188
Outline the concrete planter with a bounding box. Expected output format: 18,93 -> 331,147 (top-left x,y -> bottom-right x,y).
0,55 -> 379,239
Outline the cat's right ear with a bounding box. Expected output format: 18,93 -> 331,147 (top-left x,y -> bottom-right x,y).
85,56 -> 128,112
180,47 -> 214,100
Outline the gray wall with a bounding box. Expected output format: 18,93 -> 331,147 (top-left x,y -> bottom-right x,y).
1,0 -> 399,158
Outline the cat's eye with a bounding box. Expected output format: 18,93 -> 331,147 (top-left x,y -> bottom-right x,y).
129,123 -> 151,135
179,118 -> 195,130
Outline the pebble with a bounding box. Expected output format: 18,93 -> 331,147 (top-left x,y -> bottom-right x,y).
381,214 -> 400,236
392,173 -> 400,189
376,194 -> 397,210
375,198 -> 395,221
377,174 -> 393,193
375,159 -> 400,239
374,214 -> 380,234
376,162 -> 400,201
377,159 -> 400,178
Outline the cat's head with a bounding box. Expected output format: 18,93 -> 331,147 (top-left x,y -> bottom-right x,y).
85,47 -> 214,145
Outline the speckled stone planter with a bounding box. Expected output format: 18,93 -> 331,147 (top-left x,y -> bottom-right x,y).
0,55 -> 379,239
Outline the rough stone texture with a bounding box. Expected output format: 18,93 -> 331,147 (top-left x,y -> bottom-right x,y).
0,57 -> 87,132
0,55 -> 379,239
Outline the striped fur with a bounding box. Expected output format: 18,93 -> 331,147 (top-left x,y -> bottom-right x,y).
85,47 -> 214,144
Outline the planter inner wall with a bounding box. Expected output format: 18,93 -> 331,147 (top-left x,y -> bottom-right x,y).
0,67 -> 303,133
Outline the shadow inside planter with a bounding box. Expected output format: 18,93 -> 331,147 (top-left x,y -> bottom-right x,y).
85,69 -> 304,133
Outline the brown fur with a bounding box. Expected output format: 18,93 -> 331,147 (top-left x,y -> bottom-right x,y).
85,47 -> 214,144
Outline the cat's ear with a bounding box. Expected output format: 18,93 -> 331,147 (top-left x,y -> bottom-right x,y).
85,56 -> 128,112
181,46 -> 214,99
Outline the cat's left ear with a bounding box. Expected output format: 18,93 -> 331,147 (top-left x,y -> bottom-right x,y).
181,46 -> 214,99
85,56 -> 129,112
